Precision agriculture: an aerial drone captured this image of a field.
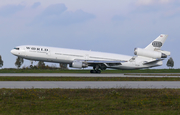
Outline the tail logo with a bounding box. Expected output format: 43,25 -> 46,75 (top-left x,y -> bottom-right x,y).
152,41 -> 162,47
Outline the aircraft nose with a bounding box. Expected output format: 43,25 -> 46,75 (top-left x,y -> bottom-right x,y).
11,49 -> 15,55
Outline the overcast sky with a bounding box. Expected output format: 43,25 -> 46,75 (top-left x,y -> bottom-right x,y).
0,0 -> 179,69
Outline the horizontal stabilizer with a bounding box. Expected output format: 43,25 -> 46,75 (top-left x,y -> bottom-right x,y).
155,50 -> 171,56
143,59 -> 164,65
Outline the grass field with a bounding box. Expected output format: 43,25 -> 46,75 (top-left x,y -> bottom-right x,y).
0,88 -> 180,115
0,77 -> 180,81
0,68 -> 180,73
0,69 -> 180,114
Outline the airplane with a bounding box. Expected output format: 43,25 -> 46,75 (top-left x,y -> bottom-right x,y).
11,34 -> 170,73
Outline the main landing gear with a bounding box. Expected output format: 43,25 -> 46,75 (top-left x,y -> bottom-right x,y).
90,65 -> 101,73
30,61 -> 33,68
90,70 -> 101,73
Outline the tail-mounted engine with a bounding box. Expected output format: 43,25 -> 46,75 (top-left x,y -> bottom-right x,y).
134,48 -> 167,59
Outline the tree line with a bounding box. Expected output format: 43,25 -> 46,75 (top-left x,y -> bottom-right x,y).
0,55 -> 175,69
0,56 -> 68,69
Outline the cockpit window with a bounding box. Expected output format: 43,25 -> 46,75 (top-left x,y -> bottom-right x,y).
14,48 -> 19,50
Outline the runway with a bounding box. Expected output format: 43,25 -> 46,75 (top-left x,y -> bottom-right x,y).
0,73 -> 125,77
0,73 -> 180,77
0,81 -> 180,89
0,73 -> 180,89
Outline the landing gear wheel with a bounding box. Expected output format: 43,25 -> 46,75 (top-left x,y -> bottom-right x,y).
90,70 -> 94,73
30,65 -> 33,69
90,70 -> 96,73
90,70 -> 101,73
96,70 -> 101,73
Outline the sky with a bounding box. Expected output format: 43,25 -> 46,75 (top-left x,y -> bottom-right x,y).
0,0 -> 179,69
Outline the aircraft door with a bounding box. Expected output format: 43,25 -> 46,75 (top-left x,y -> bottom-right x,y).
21,47 -> 26,56
46,50 -> 51,56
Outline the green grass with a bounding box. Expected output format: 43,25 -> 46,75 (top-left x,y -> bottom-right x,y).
0,77 -> 180,81
0,68 -> 180,73
0,88 -> 180,114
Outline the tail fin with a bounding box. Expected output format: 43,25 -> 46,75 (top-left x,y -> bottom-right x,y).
145,34 -> 168,51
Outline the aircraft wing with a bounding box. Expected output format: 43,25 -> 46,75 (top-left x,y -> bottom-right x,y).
143,59 -> 164,65
82,60 -> 127,69
73,60 -> 128,69
85,60 -> 127,64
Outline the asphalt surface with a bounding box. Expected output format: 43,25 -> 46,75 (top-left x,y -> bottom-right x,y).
0,73 -> 180,89
0,73 -> 180,77
0,81 -> 180,89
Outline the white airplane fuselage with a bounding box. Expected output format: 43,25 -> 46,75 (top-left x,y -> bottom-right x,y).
11,45 -> 163,70
11,34 -> 170,73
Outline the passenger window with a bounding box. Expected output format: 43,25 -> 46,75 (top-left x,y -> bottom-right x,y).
26,47 -> 30,49
31,47 -> 36,50
37,48 -> 40,50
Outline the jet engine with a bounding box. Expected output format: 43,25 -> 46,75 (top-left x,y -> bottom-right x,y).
134,48 -> 167,59
69,61 -> 88,68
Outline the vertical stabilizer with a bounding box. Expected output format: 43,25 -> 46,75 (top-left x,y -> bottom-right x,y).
145,34 -> 168,51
